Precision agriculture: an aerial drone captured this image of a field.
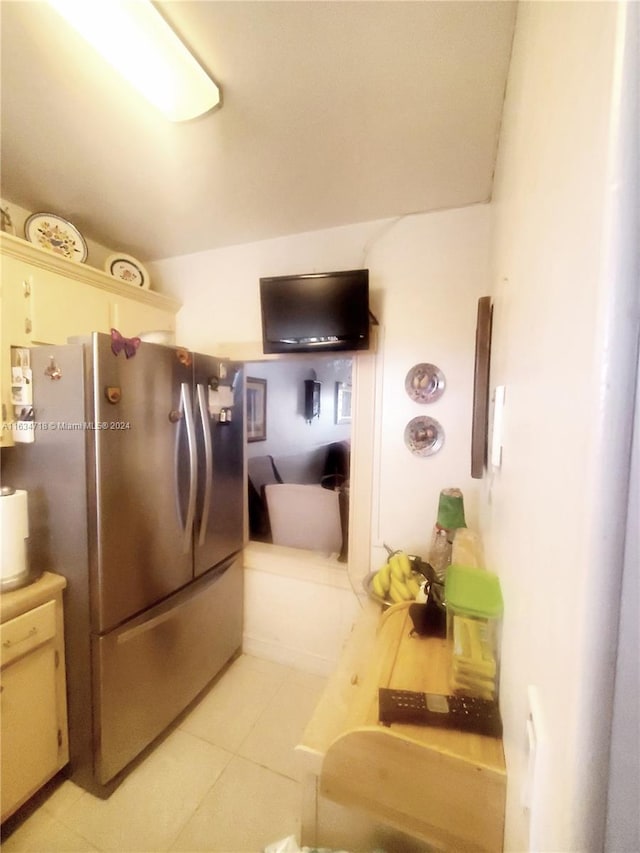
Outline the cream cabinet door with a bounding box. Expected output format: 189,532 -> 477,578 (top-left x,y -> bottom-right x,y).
0,644 -> 60,820
0,598 -> 65,822
111,298 -> 176,339
30,270 -> 112,344
1,255 -> 32,347
1,255 -> 33,446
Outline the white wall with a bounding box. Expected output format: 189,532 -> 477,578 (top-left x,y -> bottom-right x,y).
604,4 -> 639,849
242,548 -> 363,676
364,210 -> 490,560
149,219 -> 380,355
606,347 -> 640,851
150,205 -> 491,570
484,3 -> 639,851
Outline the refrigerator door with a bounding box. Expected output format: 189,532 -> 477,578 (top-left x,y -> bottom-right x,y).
192,356 -> 245,576
93,555 -> 243,784
88,334 -> 194,633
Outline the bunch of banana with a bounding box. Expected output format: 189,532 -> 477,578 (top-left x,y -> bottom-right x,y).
372,551 -> 421,603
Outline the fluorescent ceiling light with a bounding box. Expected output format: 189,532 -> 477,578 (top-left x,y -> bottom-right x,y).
47,0 -> 221,121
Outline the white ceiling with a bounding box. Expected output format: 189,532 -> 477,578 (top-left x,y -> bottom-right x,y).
1,1 -> 516,262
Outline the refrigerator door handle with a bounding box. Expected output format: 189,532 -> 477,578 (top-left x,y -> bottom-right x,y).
115,556 -> 235,645
181,382 -> 198,553
196,383 -> 213,546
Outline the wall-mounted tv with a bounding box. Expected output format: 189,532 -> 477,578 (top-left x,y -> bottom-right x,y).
259,268 -> 370,354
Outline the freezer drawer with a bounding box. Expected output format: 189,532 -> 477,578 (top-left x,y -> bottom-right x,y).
92,557 -> 243,785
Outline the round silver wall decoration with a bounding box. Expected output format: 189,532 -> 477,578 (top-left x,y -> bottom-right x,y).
404,416 -> 445,457
405,363 -> 446,403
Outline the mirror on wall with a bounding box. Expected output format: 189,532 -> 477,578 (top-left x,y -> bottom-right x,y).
245,356 -> 352,562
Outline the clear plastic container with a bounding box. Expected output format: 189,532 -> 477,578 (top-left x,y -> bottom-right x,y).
445,564 -> 503,701
451,527 -> 485,569
427,526 -> 452,583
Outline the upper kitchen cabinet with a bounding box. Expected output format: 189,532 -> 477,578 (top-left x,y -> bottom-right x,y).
110,296 -> 179,341
0,232 -> 181,446
21,257 -> 113,344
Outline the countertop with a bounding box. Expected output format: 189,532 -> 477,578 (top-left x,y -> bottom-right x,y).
0,571 -> 67,624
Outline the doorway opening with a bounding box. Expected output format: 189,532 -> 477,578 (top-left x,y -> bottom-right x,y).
245,355 -> 353,562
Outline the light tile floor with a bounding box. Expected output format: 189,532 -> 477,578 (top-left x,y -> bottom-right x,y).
1,655 -> 327,853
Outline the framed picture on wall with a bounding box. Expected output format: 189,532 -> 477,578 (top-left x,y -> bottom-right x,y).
471,296 -> 493,477
246,377 -> 267,442
335,382 -> 352,424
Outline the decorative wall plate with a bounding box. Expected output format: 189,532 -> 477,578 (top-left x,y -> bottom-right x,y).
24,212 -> 88,263
105,253 -> 150,289
404,416 -> 444,457
405,363 -> 446,403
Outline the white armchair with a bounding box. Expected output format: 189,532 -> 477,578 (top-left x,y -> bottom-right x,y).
264,484 -> 343,555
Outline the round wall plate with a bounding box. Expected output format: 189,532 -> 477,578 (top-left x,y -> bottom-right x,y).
105,253 -> 150,289
404,416 -> 445,457
24,212 -> 88,263
405,363 -> 446,403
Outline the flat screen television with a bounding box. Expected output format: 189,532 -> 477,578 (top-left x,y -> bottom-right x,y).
259,268 -> 370,354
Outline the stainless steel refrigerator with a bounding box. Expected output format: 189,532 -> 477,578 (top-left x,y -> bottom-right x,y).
2,332 -> 245,794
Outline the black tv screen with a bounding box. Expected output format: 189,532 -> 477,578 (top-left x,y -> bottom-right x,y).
259,268 -> 370,354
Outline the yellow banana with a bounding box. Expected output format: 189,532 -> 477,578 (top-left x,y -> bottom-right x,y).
390,575 -> 413,601
405,574 -> 421,598
396,551 -> 412,579
372,572 -> 386,599
389,554 -> 405,582
388,584 -> 405,604
377,562 -> 391,593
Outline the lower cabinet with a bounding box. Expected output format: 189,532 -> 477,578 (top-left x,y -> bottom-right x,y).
1,573 -> 69,822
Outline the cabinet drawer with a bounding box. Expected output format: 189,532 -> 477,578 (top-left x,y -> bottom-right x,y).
1,600 -> 56,668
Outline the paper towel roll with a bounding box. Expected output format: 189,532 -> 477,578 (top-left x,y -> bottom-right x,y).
1,488 -> 29,583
